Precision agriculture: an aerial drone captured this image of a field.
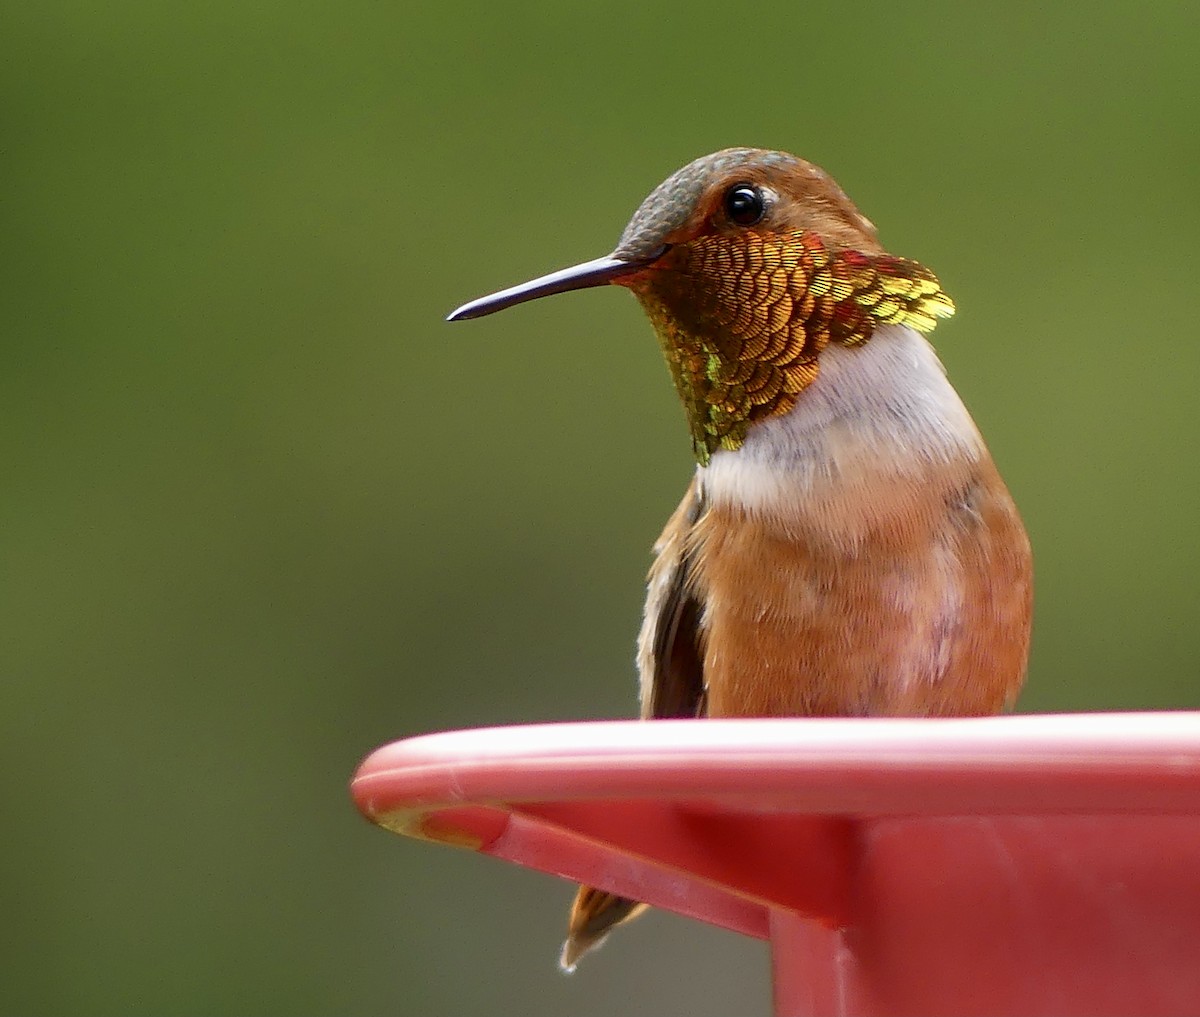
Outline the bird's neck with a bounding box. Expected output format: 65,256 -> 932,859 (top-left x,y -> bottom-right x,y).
698,325 -> 988,541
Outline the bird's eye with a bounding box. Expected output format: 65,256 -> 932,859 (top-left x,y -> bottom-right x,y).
723,184 -> 765,227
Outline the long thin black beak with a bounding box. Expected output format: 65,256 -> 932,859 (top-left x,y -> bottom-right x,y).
446,249 -> 664,322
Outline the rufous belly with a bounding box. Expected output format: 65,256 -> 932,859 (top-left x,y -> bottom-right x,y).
692,456 -> 1031,717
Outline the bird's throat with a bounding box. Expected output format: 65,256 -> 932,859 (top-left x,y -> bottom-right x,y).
629,233 -> 955,465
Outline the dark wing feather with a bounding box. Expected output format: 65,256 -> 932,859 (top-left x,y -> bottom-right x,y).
642,478 -> 707,719
560,479 -> 707,970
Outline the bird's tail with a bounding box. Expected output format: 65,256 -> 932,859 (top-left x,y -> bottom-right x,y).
558,885 -> 648,972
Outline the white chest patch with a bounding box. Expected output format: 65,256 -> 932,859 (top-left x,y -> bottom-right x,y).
699,326 -> 985,531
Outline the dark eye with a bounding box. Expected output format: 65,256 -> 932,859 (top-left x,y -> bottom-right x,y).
723,184 -> 765,226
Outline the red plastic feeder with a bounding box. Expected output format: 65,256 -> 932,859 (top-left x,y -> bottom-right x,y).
352,714 -> 1200,1016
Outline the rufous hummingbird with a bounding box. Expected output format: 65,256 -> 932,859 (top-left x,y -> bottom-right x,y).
448,148 -> 1033,971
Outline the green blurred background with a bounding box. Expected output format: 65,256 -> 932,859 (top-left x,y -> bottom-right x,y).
3,2 -> 1197,1014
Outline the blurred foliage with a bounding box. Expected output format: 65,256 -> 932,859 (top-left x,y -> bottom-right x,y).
2,2 -> 1198,1014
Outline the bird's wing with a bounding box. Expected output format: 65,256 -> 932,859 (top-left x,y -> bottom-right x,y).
561,477 -> 707,970
637,475 -> 707,719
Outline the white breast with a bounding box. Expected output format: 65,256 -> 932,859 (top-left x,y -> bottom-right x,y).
699,325 -> 986,536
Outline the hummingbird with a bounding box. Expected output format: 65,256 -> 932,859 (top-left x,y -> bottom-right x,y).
447,148 -> 1033,970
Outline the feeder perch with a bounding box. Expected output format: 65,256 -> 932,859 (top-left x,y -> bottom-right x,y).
352,714 -> 1200,1016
